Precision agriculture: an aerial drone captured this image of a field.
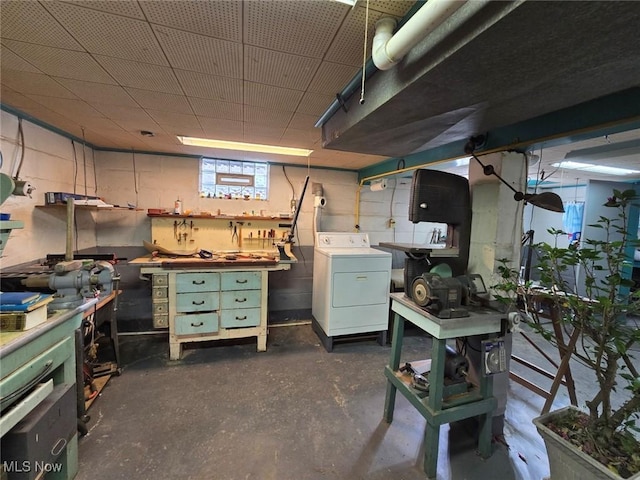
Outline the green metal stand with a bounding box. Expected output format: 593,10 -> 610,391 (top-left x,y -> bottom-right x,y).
383,293 -> 502,478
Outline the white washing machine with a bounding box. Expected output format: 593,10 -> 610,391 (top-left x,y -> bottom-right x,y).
312,232 -> 392,351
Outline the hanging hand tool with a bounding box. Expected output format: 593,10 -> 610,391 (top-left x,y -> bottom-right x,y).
263,230 -> 266,248
231,224 -> 239,246
249,231 -> 253,246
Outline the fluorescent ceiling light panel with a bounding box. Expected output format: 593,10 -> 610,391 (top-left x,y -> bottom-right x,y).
552,161 -> 640,176
177,136 -> 313,157
334,0 -> 356,5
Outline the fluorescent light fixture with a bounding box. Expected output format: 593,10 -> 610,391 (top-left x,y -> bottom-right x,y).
334,0 -> 356,5
552,161 -> 640,176
177,136 -> 313,157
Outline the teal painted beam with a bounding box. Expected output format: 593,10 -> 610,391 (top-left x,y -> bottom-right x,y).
358,87 -> 640,181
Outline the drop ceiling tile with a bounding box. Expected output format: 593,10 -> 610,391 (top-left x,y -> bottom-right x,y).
244,81 -> 303,112
288,112 -> 320,131
159,123 -> 204,138
125,87 -> 193,114
55,78 -> 138,106
174,70 -> 242,102
244,105 -> 292,128
0,48 -> 42,73
189,98 -> 242,121
298,91 -> 336,117
0,70 -> 78,98
243,124 -> 286,144
0,1 -> 83,50
244,46 -> 320,91
145,110 -> 202,130
3,40 -> 115,83
60,1 -> 146,19
199,120 -> 244,142
25,95 -> 106,120
90,104 -> 156,122
141,1 -> 242,42
244,1 -> 347,58
198,117 -> 244,139
95,55 -> 182,94
44,1 -> 168,65
112,117 -> 163,135
153,25 -> 242,78
368,1 -> 416,17
307,62 -> 360,95
280,128 -> 319,148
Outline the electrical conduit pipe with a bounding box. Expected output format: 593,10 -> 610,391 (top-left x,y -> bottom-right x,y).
372,0 -> 467,71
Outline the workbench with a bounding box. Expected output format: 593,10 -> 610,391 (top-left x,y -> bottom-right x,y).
383,293 -> 503,478
0,299 -> 98,480
130,255 -> 291,360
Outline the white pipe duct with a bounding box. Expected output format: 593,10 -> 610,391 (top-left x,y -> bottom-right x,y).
372,0 -> 467,71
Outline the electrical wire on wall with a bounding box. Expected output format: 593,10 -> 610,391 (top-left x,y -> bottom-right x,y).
71,139 -> 79,195
132,149 -> 139,207
92,147 -> 98,196
12,118 -> 25,180
389,177 -> 397,242
82,127 -> 88,198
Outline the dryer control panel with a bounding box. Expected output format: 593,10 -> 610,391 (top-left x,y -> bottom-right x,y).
316,232 -> 370,248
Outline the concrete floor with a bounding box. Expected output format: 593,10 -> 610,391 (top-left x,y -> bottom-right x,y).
74,321 -> 616,480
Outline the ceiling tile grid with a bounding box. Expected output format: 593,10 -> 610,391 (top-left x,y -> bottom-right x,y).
244,45 -> 321,91
243,105 -> 292,129
188,98 -> 243,122
307,61 -> 361,95
125,87 -> 193,115
244,0 -> 347,58
3,40 -> 116,84
1,48 -> 44,74
56,78 -> 139,107
0,1 -> 84,50
244,81 -> 304,113
94,55 -> 181,94
174,69 -> 243,103
153,26 -> 243,78
43,1 -> 169,66
297,91 -> 337,117
145,110 -> 202,131
1,71 -> 78,99
140,0 -> 242,42
61,0 -> 146,20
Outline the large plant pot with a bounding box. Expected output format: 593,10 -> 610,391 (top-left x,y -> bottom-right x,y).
533,406 -> 640,480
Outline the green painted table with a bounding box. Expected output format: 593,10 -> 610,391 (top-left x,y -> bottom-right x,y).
1,299 -> 98,480
383,293 -> 503,478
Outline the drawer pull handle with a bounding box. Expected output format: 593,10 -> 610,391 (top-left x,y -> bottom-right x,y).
235,298 -> 247,303
192,300 -> 205,305
192,280 -> 206,285
236,316 -> 247,321
235,279 -> 248,284
191,322 -> 204,327
51,438 -> 67,457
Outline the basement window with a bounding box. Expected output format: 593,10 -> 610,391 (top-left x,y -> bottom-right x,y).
200,158 -> 269,200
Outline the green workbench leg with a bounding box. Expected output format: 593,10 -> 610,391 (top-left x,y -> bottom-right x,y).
383,311 -> 405,423
477,374 -> 494,458
423,339 -> 446,477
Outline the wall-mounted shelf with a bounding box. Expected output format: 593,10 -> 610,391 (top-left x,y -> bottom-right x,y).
36,204 -> 143,211
147,213 -> 291,222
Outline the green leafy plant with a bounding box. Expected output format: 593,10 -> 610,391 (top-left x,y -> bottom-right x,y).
495,188 -> 640,478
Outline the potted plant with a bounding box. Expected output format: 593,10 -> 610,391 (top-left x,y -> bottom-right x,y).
494,188 -> 640,479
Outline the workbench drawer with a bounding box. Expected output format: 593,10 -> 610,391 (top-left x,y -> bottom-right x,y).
220,308 -> 261,328
153,313 -> 169,328
221,289 -> 261,309
176,272 -> 220,293
153,274 -> 168,286
221,271 -> 261,291
176,292 -> 219,312
153,301 -> 168,315
153,286 -> 168,299
174,313 -> 218,336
